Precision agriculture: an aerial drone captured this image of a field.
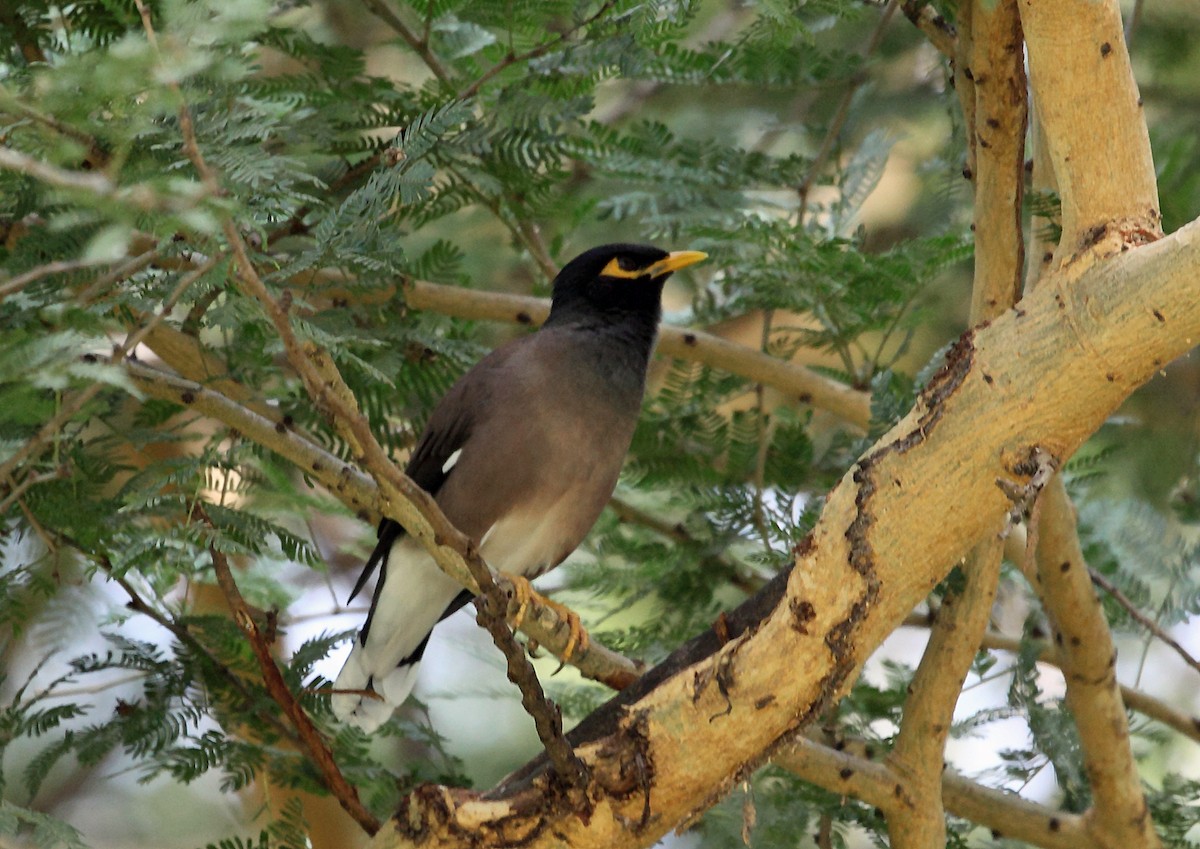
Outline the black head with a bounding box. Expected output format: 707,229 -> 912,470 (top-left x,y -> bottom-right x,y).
544,243 -> 707,328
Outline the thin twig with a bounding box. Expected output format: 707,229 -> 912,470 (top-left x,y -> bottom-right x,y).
457,0 -> 619,100
608,496 -> 765,595
97,558 -> 298,744
899,0 -> 957,58
778,733 -> 1091,849
361,0 -> 454,88
0,258 -> 110,301
0,467 -> 68,516
900,611 -> 1200,745
195,505 -> 380,835
1089,568 -> 1200,677
0,83 -> 109,167
461,544 -> 590,797
0,254 -> 218,487
795,0 -> 899,212
751,310 -> 775,553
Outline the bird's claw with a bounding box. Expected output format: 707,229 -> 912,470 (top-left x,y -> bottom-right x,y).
506,575 -> 590,667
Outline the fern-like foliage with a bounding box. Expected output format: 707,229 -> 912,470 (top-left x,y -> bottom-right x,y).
2,0 -> 1198,847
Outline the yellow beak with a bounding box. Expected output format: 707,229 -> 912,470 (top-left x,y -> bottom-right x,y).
644,250 -> 708,278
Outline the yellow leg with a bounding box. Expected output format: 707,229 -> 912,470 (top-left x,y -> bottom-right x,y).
506,575 -> 590,662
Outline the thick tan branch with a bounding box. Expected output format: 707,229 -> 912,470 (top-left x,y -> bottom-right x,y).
1019,0 -> 1160,257
403,279 -> 872,428
967,0 -> 1027,319
778,735 -> 1093,849
1033,478 -> 1160,849
888,539 -> 1002,849
887,6 -> 1026,840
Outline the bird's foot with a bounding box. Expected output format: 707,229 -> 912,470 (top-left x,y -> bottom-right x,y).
507,576 -> 590,664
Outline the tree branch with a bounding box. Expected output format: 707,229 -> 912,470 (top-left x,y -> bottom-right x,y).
777,734 -> 1093,849
1032,478 -> 1161,849
401,279 -> 872,428
361,0 -> 454,88
0,254 -> 218,488
457,1 -> 619,101
965,0 -> 1027,320
460,542 -> 590,798
196,504 -> 381,835
886,6 -> 1025,840
1019,0 -> 1160,260
899,1 -> 956,58
900,611 -> 1200,745
1089,568 -> 1200,677
888,540 -> 1003,849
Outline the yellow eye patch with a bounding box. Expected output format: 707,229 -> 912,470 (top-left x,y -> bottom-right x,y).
600,250 -> 707,280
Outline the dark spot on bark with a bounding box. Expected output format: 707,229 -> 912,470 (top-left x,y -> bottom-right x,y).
798,392 -> 812,403
282,414 -> 294,428
1049,818 -> 1061,832
983,373 -> 994,385
1055,294 -> 1065,308
515,311 -> 532,325
793,533 -> 815,558
1060,561 -> 1071,572
963,67 -> 974,81
1137,96 -> 1144,107
1153,309 -> 1165,322
839,768 -> 854,780
894,784 -> 904,797
1106,373 -> 1115,382
682,332 -> 697,346
1083,223 -> 1108,248
986,117 -> 1000,128
180,391 -> 195,403
992,830 -> 1003,839
790,599 -> 816,634
311,461 -> 322,472
1014,307 -> 1027,318
1070,636 -> 1081,647
274,420 -> 287,433
1100,42 -> 1112,57
978,137 -> 992,149
1043,251 -> 1053,264
755,695 -> 776,709
893,477 -> 902,488
834,739 -> 846,751
974,73 -> 988,85
1054,632 -> 1063,645
962,166 -> 973,180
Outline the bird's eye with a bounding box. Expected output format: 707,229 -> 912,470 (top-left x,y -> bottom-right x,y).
616,256 -> 639,271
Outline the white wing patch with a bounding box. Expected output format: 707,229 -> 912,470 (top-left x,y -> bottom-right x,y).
441,448 -> 463,474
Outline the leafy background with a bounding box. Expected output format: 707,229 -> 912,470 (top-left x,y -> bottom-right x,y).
1,1 -> 1199,847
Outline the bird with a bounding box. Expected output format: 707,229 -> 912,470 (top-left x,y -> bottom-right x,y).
331,243 -> 707,731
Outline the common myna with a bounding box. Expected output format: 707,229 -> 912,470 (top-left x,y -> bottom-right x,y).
332,243 -> 707,731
